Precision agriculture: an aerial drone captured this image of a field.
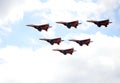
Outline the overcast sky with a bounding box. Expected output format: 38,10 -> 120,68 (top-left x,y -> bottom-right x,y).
0,0 -> 120,83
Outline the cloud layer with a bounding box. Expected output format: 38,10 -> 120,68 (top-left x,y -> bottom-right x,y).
0,32 -> 120,83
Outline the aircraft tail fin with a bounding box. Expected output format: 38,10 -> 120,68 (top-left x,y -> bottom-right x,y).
73,49 -> 76,52
49,26 -> 52,28
90,41 -> 93,42
78,23 -> 82,25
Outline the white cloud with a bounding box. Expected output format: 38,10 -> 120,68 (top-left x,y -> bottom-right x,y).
39,0 -> 99,21
0,0 -> 42,24
0,32 -> 120,83
97,0 -> 120,9
0,0 -> 42,34
40,0 -> 119,20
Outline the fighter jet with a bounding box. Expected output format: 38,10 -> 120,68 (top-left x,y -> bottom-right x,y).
26,24 -> 52,32
39,37 -> 64,45
69,38 -> 93,46
53,48 -> 76,55
56,20 -> 81,29
87,19 -> 112,27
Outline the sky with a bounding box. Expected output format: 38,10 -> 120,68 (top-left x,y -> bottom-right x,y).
0,0 -> 120,83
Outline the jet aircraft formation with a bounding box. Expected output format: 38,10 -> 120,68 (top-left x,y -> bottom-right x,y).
26,19 -> 112,55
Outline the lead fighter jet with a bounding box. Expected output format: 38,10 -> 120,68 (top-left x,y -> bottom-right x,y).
69,38 -> 93,46
26,24 -> 52,32
87,19 -> 112,27
40,37 -> 64,45
56,20 -> 81,29
53,48 -> 76,55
